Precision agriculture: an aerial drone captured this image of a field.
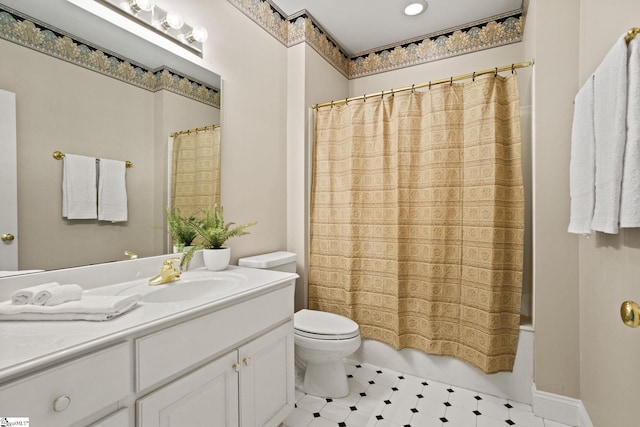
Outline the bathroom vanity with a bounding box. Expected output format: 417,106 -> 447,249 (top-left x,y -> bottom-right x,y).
0,259 -> 297,427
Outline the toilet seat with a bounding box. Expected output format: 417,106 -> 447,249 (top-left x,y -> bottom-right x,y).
294,309 -> 360,340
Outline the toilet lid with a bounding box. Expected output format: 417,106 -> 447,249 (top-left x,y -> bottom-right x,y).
294,309 -> 360,340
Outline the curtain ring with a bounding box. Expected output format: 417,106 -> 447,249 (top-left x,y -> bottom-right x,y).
391,88 -> 395,97
450,76 -> 453,86
428,81 -> 432,90
330,100 -> 334,109
511,63 -> 515,74
472,71 -> 476,82
363,94 -> 367,102
494,67 -> 498,77
381,90 -> 384,99
345,97 -> 349,105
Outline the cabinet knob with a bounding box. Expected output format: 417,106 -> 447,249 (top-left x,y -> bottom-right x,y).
232,363 -> 240,372
242,357 -> 250,366
53,395 -> 71,412
1,233 -> 15,242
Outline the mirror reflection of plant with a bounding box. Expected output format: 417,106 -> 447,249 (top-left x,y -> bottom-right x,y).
180,205 -> 256,270
166,207 -> 198,250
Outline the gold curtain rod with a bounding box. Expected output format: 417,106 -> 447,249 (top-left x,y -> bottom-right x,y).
52,151 -> 132,168
626,27 -> 640,44
313,60 -> 535,110
170,124 -> 220,138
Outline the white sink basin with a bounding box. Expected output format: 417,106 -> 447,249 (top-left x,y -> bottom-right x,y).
141,276 -> 240,303
89,270 -> 247,303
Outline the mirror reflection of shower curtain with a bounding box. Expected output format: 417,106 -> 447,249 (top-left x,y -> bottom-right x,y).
171,126 -> 221,217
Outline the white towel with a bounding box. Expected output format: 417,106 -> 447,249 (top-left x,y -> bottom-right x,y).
98,159 -> 128,222
40,284 -> 84,306
10,282 -> 60,305
620,37 -> 640,227
568,74 -> 596,234
62,154 -> 97,219
591,36 -> 628,234
0,294 -> 140,321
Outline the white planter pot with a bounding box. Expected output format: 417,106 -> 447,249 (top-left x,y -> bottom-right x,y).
202,247 -> 230,271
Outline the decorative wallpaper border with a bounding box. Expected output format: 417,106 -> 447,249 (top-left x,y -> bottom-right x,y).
228,0 -> 523,79
0,4 -> 221,108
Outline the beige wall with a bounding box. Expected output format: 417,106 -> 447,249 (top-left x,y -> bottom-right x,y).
161,0 -> 290,264
526,0 -> 582,399
1,37 -> 217,270
577,0 -> 640,423
287,44 -> 349,310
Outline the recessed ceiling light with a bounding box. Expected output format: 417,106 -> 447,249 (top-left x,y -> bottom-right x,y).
404,1 -> 427,16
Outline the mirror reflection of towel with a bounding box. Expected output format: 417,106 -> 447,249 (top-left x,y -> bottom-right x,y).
62,154 -> 97,219
98,158 -> 128,222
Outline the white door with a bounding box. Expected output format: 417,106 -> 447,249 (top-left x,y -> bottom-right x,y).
137,351 -> 239,427
238,321 -> 295,427
0,90 -> 18,270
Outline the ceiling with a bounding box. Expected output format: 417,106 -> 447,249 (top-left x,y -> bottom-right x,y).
270,0 -> 524,55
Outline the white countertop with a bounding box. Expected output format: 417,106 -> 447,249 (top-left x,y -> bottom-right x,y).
0,266 -> 297,383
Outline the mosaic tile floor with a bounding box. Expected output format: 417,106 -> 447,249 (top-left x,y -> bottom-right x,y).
281,361 -> 572,427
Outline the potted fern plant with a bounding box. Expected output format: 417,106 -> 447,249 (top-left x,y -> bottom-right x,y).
166,207 -> 198,253
180,205 -> 256,271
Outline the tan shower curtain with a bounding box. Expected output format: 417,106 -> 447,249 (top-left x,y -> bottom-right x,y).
309,74 -> 524,373
171,127 -> 221,217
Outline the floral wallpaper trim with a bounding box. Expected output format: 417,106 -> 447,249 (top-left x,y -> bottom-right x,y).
228,0 -> 523,79
0,5 -> 220,108
349,13 -> 523,79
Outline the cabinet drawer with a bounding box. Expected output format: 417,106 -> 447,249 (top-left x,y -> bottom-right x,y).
0,342 -> 131,427
136,285 -> 294,391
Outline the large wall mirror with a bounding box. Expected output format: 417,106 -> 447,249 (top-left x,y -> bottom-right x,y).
0,0 -> 221,272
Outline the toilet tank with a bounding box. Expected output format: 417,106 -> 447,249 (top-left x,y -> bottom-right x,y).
237,251 -> 297,273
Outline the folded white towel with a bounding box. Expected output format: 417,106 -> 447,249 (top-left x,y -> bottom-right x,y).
98,159 -> 128,222
591,35 -> 628,234
620,37 -> 640,227
0,294 -> 140,321
62,154 -> 97,219
10,282 -> 60,305
40,284 -> 84,306
568,74 -> 596,234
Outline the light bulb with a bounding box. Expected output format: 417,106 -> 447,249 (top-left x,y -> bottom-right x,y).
129,0 -> 153,13
186,26 -> 208,43
404,2 -> 426,16
162,11 -> 184,30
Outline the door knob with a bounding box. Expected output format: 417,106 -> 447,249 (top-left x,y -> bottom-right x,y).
621,301 -> 640,328
1,233 -> 15,242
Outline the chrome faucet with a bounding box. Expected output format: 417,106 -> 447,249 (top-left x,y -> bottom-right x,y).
149,257 -> 182,286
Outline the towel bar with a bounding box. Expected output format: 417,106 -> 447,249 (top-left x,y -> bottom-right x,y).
52,150 -> 133,168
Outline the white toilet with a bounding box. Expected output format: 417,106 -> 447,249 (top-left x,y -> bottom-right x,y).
238,251 -> 362,398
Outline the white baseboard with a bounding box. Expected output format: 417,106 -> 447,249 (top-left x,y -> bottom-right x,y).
531,383 -> 593,427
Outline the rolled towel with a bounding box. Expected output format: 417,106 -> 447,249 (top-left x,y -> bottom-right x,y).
0,294 -> 141,321
11,282 -> 60,305
41,284 -> 84,306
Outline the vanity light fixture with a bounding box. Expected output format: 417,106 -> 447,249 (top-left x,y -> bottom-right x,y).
128,0 -> 153,13
404,1 -> 427,16
99,0 -> 208,55
186,26 -> 208,43
161,11 -> 184,30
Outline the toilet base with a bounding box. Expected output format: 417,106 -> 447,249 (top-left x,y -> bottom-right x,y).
302,360 -> 350,398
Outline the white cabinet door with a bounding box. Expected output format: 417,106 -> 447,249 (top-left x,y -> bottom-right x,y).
238,321 -> 295,427
137,351 -> 239,427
